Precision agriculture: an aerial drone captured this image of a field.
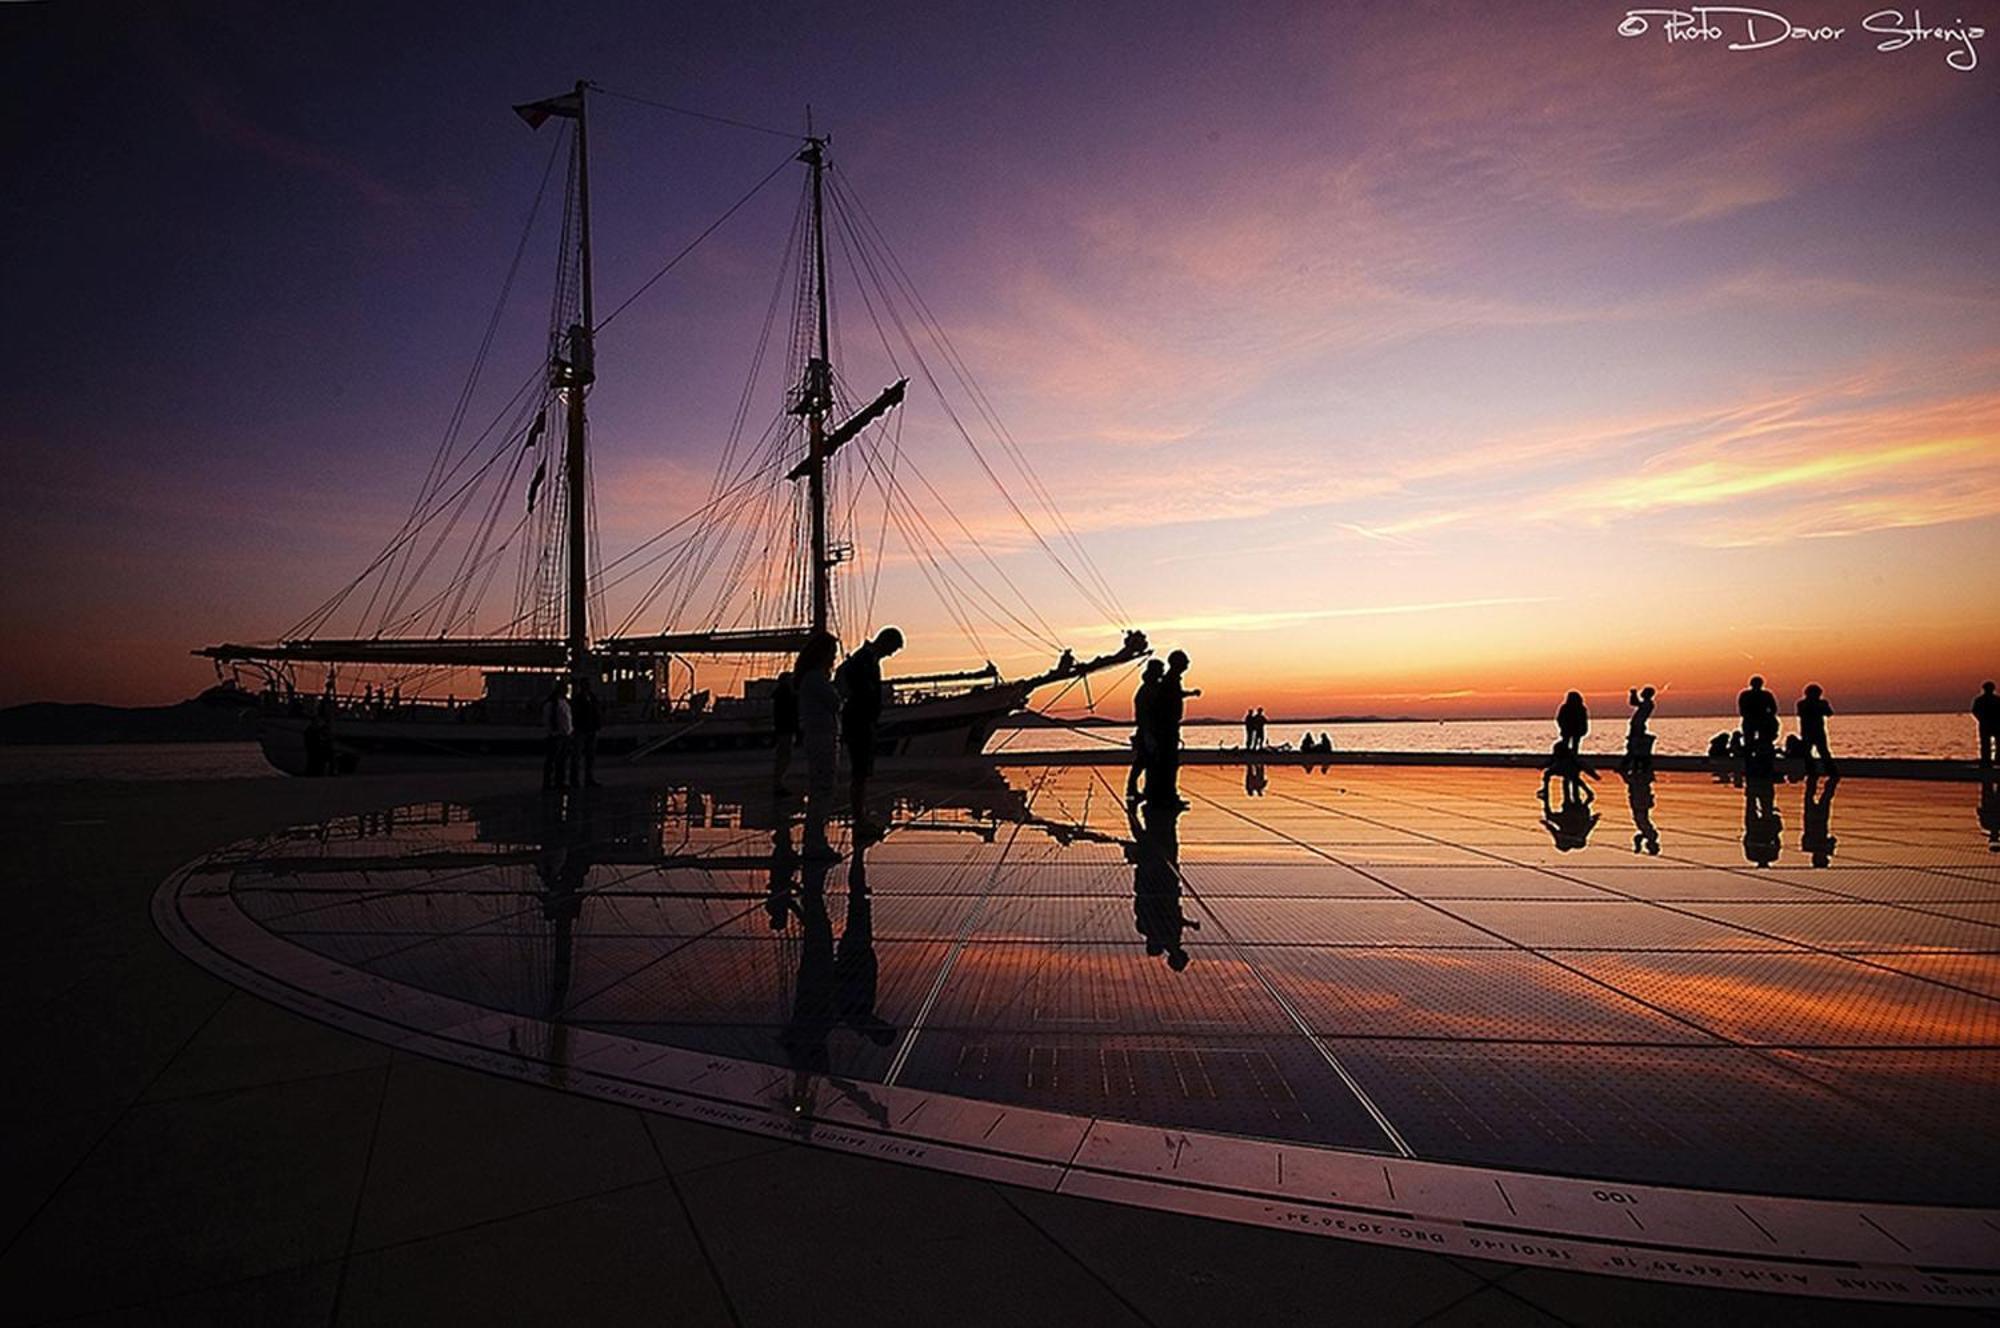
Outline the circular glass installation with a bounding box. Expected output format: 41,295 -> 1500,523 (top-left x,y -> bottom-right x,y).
156,764 -> 2000,1303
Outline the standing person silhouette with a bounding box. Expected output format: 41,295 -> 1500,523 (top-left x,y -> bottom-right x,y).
835,626 -> 904,843
1146,650 -> 1201,806
1252,707 -> 1267,750
1619,686 -> 1657,775
1796,683 -> 1837,777
1737,675 -> 1779,774
1555,691 -> 1590,759
1127,659 -> 1166,802
1975,681 -> 2000,768
1243,709 -> 1256,750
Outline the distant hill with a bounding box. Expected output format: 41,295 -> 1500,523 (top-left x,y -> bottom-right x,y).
0,700 -> 259,745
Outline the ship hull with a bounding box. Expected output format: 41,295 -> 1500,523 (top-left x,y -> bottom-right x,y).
254,684 -> 1033,776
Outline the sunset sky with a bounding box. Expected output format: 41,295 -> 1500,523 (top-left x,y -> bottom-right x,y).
4,1 -> 1996,718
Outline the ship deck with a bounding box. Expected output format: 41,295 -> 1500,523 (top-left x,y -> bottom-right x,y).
148,760 -> 2000,1306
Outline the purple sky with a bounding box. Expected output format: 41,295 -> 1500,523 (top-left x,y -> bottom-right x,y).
4,1 -> 1996,714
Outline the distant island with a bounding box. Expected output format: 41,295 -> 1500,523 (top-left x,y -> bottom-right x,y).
0,697 -> 259,745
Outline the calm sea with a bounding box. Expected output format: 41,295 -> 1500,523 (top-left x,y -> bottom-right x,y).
0,742 -> 276,784
989,712 -> 1976,761
0,712 -> 1975,783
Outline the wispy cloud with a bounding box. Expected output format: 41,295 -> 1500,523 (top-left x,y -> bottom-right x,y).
1075,595 -> 1552,636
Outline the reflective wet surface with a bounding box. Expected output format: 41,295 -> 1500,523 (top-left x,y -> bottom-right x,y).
173,764 -> 2000,1205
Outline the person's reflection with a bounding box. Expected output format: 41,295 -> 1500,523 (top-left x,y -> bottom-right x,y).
764,821 -> 799,931
1979,776 -> 2000,853
534,792 -> 592,1015
779,847 -> 837,1080
1538,774 -> 1599,852
780,838 -> 893,1121
1244,762 -> 1267,798
1743,775 -> 1782,868
530,791 -> 592,1079
1800,773 -> 1839,868
833,841 -> 894,1046
1126,798 -> 1198,970
1624,769 -> 1660,856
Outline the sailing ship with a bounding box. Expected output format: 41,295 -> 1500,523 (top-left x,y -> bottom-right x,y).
199,83 -> 1147,775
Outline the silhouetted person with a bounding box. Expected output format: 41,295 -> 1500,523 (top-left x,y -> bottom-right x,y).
1743,776 -> 1781,867
1625,769 -> 1659,855
1555,690 -> 1589,759
1619,686 -> 1656,775
1127,658 -> 1166,802
1706,731 -> 1731,762
1976,682 -> 2000,768
1727,730 -> 1745,761
541,677 -> 572,791
1796,683 -> 1836,777
1539,774 -> 1598,852
1144,649 -> 1200,806
1252,707 -> 1267,749
835,626 -> 904,842
571,674 -> 602,787
1243,709 -> 1256,750
795,632 -> 842,857
771,661 -> 802,797
1127,798 -> 1196,970
1737,675 -> 1778,773
1801,773 -> 1839,868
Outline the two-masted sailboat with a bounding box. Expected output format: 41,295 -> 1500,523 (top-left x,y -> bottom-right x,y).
199,83 -> 1147,775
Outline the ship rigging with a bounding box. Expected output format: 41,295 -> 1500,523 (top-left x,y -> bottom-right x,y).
199,82 -> 1147,774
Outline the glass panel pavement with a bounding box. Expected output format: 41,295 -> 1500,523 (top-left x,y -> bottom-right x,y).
177,763 -> 2000,1206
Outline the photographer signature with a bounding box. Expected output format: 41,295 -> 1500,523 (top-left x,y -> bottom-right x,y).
1617,8 -> 1985,70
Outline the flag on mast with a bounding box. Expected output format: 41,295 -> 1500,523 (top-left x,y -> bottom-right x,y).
513,93 -> 581,130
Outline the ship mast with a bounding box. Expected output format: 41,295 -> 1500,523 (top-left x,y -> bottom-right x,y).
514,80 -> 599,676
565,79 -> 596,675
800,135 -> 834,639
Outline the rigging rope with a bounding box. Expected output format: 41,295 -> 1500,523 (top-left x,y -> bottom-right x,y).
594,149 -> 799,332
591,86 -> 801,142
829,172 -> 1130,624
